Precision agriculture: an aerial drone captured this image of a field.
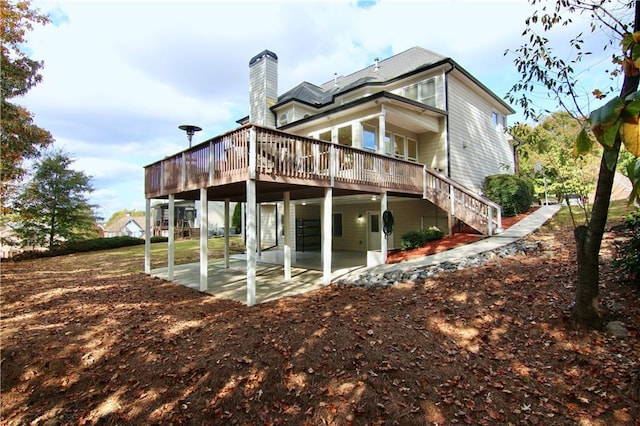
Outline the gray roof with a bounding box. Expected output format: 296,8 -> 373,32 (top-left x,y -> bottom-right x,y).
277,46 -> 447,107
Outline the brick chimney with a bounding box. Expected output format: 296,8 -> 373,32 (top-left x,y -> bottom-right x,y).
249,50 -> 278,128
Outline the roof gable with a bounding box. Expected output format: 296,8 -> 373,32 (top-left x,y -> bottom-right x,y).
104,216 -> 146,233
276,47 -> 448,108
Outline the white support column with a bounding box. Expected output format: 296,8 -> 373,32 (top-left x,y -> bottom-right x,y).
199,188 -> 208,292
144,198 -> 151,274
246,180 -> 257,306
241,203 -> 246,241
168,194 -> 175,280
380,191 -> 388,264
257,203 -> 262,257
321,187 -> 332,285
283,192 -> 291,281
224,199 -> 230,268
378,106 -> 387,155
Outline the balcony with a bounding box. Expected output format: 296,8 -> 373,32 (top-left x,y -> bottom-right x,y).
144,124 -> 501,235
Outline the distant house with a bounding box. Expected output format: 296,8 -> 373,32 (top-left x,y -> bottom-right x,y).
151,200 -> 241,239
103,215 -> 146,238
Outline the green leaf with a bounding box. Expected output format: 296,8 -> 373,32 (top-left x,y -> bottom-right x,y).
574,127 -> 593,156
590,96 -> 624,128
601,120 -> 622,148
620,102 -> 640,126
633,44 -> 640,66
604,149 -> 619,171
627,157 -> 640,205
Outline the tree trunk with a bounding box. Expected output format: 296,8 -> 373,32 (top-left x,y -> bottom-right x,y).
49,209 -> 56,250
572,2 -> 640,328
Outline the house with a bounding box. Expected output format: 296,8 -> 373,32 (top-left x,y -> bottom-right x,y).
151,200 -> 241,238
103,214 -> 147,238
143,46 -> 516,305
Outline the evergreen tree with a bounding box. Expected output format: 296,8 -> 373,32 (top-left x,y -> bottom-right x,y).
15,151 -> 97,249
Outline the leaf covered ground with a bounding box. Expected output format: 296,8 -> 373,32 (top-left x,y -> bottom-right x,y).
1,215 -> 639,425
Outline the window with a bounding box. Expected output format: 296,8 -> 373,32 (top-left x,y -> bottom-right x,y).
332,213 -> 343,237
278,111 -> 290,126
338,125 -> 352,146
384,132 -> 393,155
492,112 -> 505,129
418,80 -> 436,106
318,130 -> 331,142
363,124 -> 377,151
407,138 -> 418,161
404,78 -> 436,107
370,214 -> 380,233
394,135 -> 405,158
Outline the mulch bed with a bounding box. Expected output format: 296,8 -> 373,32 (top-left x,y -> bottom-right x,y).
387,207 -> 540,264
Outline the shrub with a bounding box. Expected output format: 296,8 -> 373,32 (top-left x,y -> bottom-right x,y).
400,226 -> 445,250
10,235 -> 167,261
483,174 -> 534,217
613,210 -> 640,285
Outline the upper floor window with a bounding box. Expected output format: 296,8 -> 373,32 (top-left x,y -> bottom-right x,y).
338,125 -> 352,146
278,111 -> 291,127
404,78 -> 436,107
492,112 -> 506,129
363,125 -> 377,151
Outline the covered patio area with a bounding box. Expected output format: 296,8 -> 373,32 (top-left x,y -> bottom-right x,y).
151,250 -> 367,304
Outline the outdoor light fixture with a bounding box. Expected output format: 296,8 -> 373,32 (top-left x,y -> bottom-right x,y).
357,213 -> 364,223
179,124 -> 202,149
371,195 -> 377,201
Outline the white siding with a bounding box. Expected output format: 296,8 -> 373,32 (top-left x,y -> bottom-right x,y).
249,55 -> 278,128
446,74 -> 515,194
418,123 -> 447,172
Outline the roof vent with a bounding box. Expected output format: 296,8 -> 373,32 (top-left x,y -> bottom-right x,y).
374,57 -> 379,72
334,72 -> 338,87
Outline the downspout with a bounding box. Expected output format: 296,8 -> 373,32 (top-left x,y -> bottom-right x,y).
444,62 -> 456,178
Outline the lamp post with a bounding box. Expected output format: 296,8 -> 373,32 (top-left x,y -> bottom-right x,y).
178,124 -> 202,148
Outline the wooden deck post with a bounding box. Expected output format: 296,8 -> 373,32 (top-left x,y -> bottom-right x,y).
180,153 -> 186,192
144,198 -> 151,274
322,187 -> 332,285
448,185 -> 455,237
209,141 -> 215,186
224,198 -> 230,268
283,191 -> 291,281
168,194 -> 175,280
199,188 -> 208,292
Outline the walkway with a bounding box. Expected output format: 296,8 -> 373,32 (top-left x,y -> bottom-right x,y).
152,205 -> 562,305
349,204 -> 562,277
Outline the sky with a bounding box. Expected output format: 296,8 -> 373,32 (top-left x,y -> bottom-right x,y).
18,0 -> 622,222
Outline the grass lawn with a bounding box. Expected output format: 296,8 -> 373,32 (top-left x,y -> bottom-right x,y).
1,201 -> 638,425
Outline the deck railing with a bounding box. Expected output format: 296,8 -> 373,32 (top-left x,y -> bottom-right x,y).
145,124 -> 501,235
145,124 -> 423,197
424,170 -> 502,235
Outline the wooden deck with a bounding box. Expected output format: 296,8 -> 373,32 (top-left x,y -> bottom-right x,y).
144,124 -> 501,235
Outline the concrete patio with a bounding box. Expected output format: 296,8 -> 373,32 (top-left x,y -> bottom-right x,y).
151,250 -> 367,304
